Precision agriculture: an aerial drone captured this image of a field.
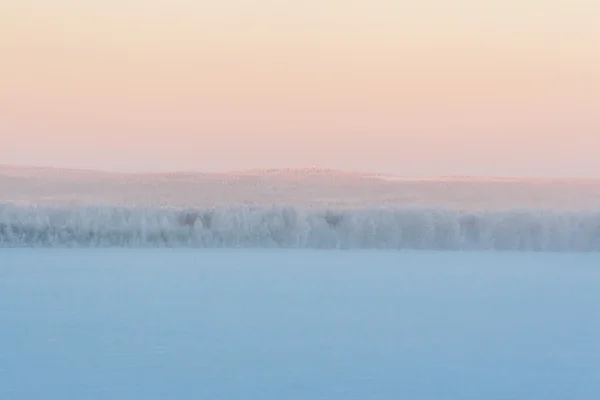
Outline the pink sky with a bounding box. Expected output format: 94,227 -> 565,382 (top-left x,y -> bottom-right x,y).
1,0 -> 599,176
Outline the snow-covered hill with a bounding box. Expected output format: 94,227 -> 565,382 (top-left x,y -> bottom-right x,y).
1,165 -> 600,210
3,166 -> 600,249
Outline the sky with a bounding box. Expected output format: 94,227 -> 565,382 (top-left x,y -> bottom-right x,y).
1,0 -> 599,177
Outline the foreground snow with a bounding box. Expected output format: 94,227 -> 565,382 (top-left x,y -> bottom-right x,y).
1,250 -> 598,399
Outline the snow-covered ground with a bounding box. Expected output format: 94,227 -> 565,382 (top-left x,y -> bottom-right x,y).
1,250 -> 599,399
1,167 -> 599,398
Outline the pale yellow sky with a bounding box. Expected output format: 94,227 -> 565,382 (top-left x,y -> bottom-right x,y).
1,0 -> 599,176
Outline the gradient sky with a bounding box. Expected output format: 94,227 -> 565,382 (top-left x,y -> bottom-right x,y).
1,0 -> 599,176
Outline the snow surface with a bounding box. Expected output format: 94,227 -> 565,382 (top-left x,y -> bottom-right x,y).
1,249 -> 599,399
1,167 -> 599,398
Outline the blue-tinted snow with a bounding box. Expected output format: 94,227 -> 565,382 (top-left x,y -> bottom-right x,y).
1,250 -> 599,399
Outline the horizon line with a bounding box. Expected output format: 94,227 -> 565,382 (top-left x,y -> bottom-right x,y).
2,164 -> 600,183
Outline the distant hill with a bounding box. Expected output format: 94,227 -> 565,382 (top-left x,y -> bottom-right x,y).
1,165 -> 599,210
